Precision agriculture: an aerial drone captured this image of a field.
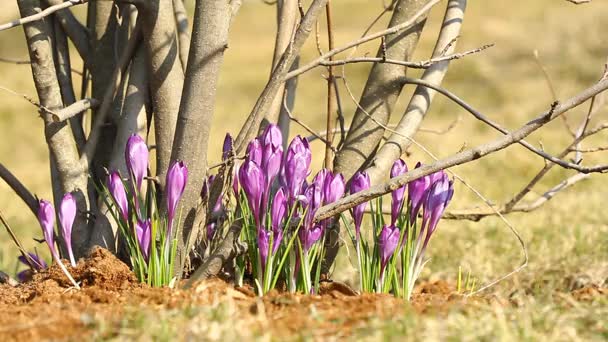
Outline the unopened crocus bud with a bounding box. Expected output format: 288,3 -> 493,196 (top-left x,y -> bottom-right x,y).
299,224 -> 323,253
136,219 -> 151,261
323,172 -> 345,204
390,159 -> 408,224
262,141 -> 283,196
285,136 -> 311,202
166,161 -> 188,236
378,224 -> 400,275
239,159 -> 264,226
271,188 -> 287,252
108,171 -> 129,222
232,164 -> 240,197
246,138 -> 262,165
408,162 -> 431,223
350,171 -> 370,241
125,134 -> 149,192
37,199 -> 58,258
59,193 -> 77,266
222,133 -> 233,161
262,123 -> 282,149
422,174 -> 453,248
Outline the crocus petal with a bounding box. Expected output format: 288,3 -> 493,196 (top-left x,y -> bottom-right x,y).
271,187 -> 287,233
258,228 -> 270,270
59,193 -> 77,266
239,160 -> 264,225
246,138 -> 262,165
323,172 -> 345,205
108,171 -> 129,222
408,162 -> 431,223
285,136 -> 311,202
378,224 -> 400,272
350,171 -> 371,240
166,161 -> 188,234
37,199 -> 57,257
222,133 -> 233,161
300,224 -> 323,252
262,123 -> 283,149
390,159 -> 408,224
125,134 -> 149,192
136,219 -> 151,261
18,252 -> 47,271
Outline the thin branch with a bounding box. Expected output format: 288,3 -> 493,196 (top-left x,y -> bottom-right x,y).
284,0 -> 440,82
287,44 -> 493,80
51,98 -> 99,122
323,0 -> 337,169
565,0 -> 591,4
314,76 -> 608,222
0,57 -> 30,64
0,0 -> 86,32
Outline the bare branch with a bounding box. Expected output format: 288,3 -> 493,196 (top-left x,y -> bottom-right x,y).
45,0 -> 91,63
0,0 -> 86,32
173,0 -> 191,70
314,77 -> 608,222
51,98 -> 100,122
0,57 -> 30,64
565,0 -> 591,4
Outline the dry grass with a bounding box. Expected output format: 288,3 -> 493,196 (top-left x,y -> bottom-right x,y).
0,0 -> 607,340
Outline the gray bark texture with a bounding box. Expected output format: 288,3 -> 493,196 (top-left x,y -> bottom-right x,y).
140,0 -> 184,183
18,0 -> 91,258
332,0 -> 429,182
170,0 -> 233,274
365,0 -> 467,184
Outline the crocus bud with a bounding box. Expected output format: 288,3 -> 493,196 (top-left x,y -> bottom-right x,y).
350,171 -> 371,241
232,164 -> 240,197
37,199 -> 58,258
390,159 -> 408,224
246,138 -> 262,165
125,134 -> 149,192
378,224 -> 400,275
285,136 -> 311,202
108,171 -> 129,222
299,224 -> 323,253
323,172 -> 345,205
258,228 -> 270,271
166,161 -> 188,236
59,193 -> 77,266
262,141 -> 283,194
239,159 -> 264,226
408,162 -> 431,223
422,174 -> 453,248
222,133 -> 233,161
136,219 -> 151,261
271,188 -> 287,233
262,123 -> 282,149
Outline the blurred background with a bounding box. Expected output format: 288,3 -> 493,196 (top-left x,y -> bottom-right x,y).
0,0 -> 606,289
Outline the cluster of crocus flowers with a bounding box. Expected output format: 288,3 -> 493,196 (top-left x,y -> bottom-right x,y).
105,134 -> 187,286
347,159 -> 454,298
234,124 -> 345,294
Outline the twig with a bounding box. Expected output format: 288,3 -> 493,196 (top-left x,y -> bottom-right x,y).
0,207 -> 40,271
51,98 -> 99,122
0,85 -> 59,117
323,0 -> 337,169
0,0 -> 86,32
287,44 -> 493,80
565,0 -> 591,4
282,95 -> 336,152
0,57 -> 30,64
314,76 -> 608,221
283,0 -> 440,82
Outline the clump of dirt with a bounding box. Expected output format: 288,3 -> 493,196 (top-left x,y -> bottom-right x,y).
0,248 -> 486,341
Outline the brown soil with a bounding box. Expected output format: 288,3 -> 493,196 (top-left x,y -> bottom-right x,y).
1,247 -> 603,340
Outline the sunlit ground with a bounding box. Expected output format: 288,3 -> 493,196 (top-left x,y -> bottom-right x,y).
0,0 -> 606,339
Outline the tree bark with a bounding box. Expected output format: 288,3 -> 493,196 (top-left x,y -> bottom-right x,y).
18,0 -> 90,257
332,0 -> 429,181
365,0 -> 466,184
140,0 -> 184,184
170,0 -> 233,275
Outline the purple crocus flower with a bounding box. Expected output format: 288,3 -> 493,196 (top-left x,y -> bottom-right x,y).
246,138 -> 262,165
262,123 -> 282,149
407,162 -> 431,223
222,133 -> 233,161
59,193 -> 77,266
166,161 -> 188,236
136,219 -> 151,261
108,171 -> 129,222
258,228 -> 270,271
239,159 -> 264,226
390,159 -> 408,224
378,224 -> 400,275
271,188 -> 287,252
37,199 -> 58,258
284,136 -> 311,203
17,252 -> 47,282
232,164 -> 240,197
299,224 -> 323,252
261,136 -> 283,208
421,174 -> 453,248
125,134 -> 149,193
323,172 -> 345,205
350,171 -> 370,241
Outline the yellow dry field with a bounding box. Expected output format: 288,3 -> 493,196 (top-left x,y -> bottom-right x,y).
0,0 -> 607,340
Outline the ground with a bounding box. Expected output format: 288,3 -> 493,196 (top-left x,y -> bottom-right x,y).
0,0 -> 607,340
